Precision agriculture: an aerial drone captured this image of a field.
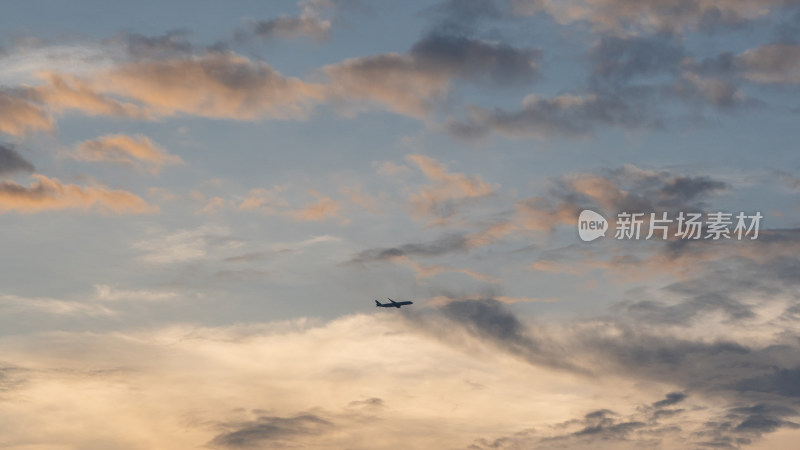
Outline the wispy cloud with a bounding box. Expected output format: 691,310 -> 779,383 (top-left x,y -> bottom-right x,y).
69,133 -> 183,174
0,174 -> 155,214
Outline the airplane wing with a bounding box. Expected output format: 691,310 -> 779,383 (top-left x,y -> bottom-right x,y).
387,298 -> 412,307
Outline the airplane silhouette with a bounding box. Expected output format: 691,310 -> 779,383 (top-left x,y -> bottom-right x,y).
375,298 -> 413,308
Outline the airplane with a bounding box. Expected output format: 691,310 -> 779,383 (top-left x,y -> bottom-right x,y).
375,298 -> 413,308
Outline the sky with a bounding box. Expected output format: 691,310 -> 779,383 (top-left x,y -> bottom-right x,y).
0,0 -> 800,448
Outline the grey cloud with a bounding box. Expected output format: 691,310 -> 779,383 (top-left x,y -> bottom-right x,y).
588,33 -> 752,111
732,404 -> 799,433
511,0 -> 799,32
736,366 -> 800,398
524,166 -> 728,226
569,410 -> 646,439
471,398 -> 689,449
773,7 -> 800,43
0,143 -> 34,176
116,31 -> 194,59
693,403 -> 799,447
413,299 -> 589,374
652,392 -> 687,408
250,16 -> 331,42
351,234 -> 469,263
735,43 -> 800,84
0,365 -> 28,394
214,269 -> 270,282
457,312 -> 800,448
621,245 -> 800,325
774,170 -> 800,189
685,43 -> 800,86
410,33 -> 540,85
448,28 -> 781,140
449,91 -> 656,140
348,397 -> 384,409
422,0 -> 506,35
657,176 -> 727,203
672,73 -> 751,109
222,251 -> 273,263
440,299 -> 527,342
324,32 -> 541,117
210,413 -> 333,448
589,33 -> 685,88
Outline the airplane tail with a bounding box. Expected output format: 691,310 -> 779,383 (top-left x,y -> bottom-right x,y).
375,300 -> 381,307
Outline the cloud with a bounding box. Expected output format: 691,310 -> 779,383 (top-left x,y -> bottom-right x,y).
250,16 -> 332,42
238,0 -> 335,43
0,89 -> 53,136
406,154 -> 494,223
196,196 -> 226,216
511,0 -> 789,32
421,0 -> 506,35
237,187 -> 344,222
409,33 -> 540,85
324,52 -> 453,117
0,314 -> 620,449
387,254 -> 500,283
673,72 -> 749,108
93,284 -> 178,302
0,143 -> 34,176
652,392 -> 687,408
340,184 -> 381,213
116,30 -> 194,60
588,33 -> 686,87
1,297 -> 800,449
0,293 -> 114,317
352,233 -> 469,263
351,221 -> 517,265
323,33 -> 540,117
515,165 -> 727,232
29,72 -> 148,118
374,160 -> 411,177
90,52 -> 325,120
71,133 -> 183,173
0,174 -> 155,214
238,186 -> 289,214
449,92 -> 657,140
736,44 -> 800,84
286,191 -> 342,222
447,34 -> 683,140
210,414 -> 333,448
132,225 -> 239,264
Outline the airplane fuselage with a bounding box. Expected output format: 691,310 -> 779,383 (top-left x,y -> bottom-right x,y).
375,298 -> 413,308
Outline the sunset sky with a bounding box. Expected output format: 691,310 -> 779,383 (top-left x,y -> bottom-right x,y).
1,0 -> 800,448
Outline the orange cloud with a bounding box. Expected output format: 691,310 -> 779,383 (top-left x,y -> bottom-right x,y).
238,186 -> 289,214
287,191 -> 342,222
406,154 -> 493,223
31,72 -> 148,118
340,184 -> 381,213
72,133 -> 183,173
324,54 -> 451,118
465,221 -> 519,248
392,254 -> 500,283
0,91 -> 53,136
92,52 -> 325,120
0,174 -> 155,214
